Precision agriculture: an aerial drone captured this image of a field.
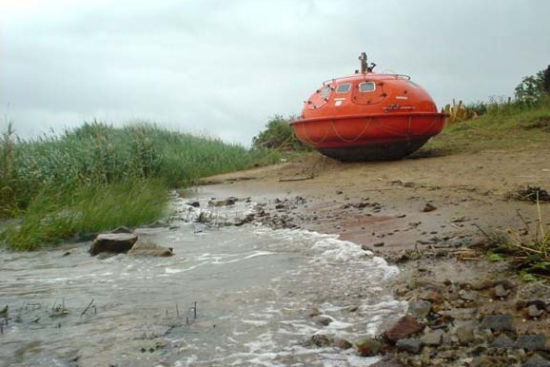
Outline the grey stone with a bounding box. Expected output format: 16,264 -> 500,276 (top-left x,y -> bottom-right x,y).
311,334 -> 332,347
523,354 -> 550,367
440,308 -> 478,320
305,306 -> 320,318
408,301 -> 432,320
187,201 -> 200,208
312,315 -> 332,326
333,337 -> 352,349
515,334 -> 547,351
458,289 -> 478,302
89,233 -> 138,256
421,329 -> 444,346
396,338 -> 422,354
527,304 -> 545,318
494,284 -> 510,298
332,338 -> 353,349
490,334 -> 515,349
455,324 -> 475,345
479,314 -> 514,332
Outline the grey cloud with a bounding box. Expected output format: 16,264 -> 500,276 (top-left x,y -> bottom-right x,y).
1,0 -> 550,144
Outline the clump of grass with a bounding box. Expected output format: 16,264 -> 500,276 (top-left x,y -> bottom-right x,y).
484,202 -> 550,281
1,180 -> 168,251
0,121 -> 280,250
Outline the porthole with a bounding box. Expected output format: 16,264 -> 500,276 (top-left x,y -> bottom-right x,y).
358,82 -> 376,92
336,83 -> 351,93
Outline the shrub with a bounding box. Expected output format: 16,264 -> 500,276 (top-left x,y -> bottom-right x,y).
514,69 -> 547,106
252,115 -> 308,151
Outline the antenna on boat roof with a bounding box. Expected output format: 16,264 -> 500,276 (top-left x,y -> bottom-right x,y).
358,52 -> 376,73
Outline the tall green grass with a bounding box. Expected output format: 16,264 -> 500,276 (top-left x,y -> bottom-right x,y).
0,122 -> 280,250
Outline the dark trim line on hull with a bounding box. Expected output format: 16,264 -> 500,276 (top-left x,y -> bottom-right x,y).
318,137 -> 430,162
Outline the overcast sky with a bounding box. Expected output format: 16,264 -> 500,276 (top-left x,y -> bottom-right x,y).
1,0 -> 550,145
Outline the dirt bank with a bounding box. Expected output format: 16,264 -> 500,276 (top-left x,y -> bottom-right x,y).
195,147 -> 550,366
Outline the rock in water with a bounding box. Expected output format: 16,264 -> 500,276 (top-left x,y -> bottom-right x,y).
333,338 -> 353,349
89,233 -> 138,256
128,241 -> 174,257
311,334 -> 332,347
355,337 -> 382,356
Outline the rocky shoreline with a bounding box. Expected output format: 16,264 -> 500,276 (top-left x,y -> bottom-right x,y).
185,190 -> 550,367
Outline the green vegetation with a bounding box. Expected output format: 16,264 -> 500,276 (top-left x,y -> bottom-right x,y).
252,115 -> 309,151
0,122 -> 280,250
426,97 -> 550,154
427,66 -> 550,155
483,210 -> 550,281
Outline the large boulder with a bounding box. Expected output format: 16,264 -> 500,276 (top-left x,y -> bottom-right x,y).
89,233 -> 138,256
128,241 -> 174,257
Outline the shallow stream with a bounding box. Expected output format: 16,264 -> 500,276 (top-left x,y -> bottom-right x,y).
0,196 -> 406,366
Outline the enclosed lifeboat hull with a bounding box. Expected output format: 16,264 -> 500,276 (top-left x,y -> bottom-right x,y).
291,68 -> 445,161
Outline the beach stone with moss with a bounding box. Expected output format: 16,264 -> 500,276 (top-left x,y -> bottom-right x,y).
89,233 -> 138,256
355,337 -> 382,356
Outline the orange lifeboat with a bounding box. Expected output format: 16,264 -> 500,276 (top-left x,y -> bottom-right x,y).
291,53 -> 445,161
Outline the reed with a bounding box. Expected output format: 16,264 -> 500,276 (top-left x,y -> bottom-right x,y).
0,121 -> 280,250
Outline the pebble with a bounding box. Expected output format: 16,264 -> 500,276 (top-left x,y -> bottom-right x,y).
312,315 -> 332,326
515,334 -> 547,351
494,284 -> 510,298
355,337 -> 382,356
523,354 -> 550,367
384,315 -> 424,343
306,306 -> 321,318
527,304 -> 545,318
458,289 -> 478,302
419,290 -> 442,304
479,314 -> 514,332
396,338 -> 422,354
407,300 -> 432,320
420,329 -> 444,346
422,203 -> 437,212
489,334 -> 515,349
455,324 -> 475,345
333,337 -> 352,349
